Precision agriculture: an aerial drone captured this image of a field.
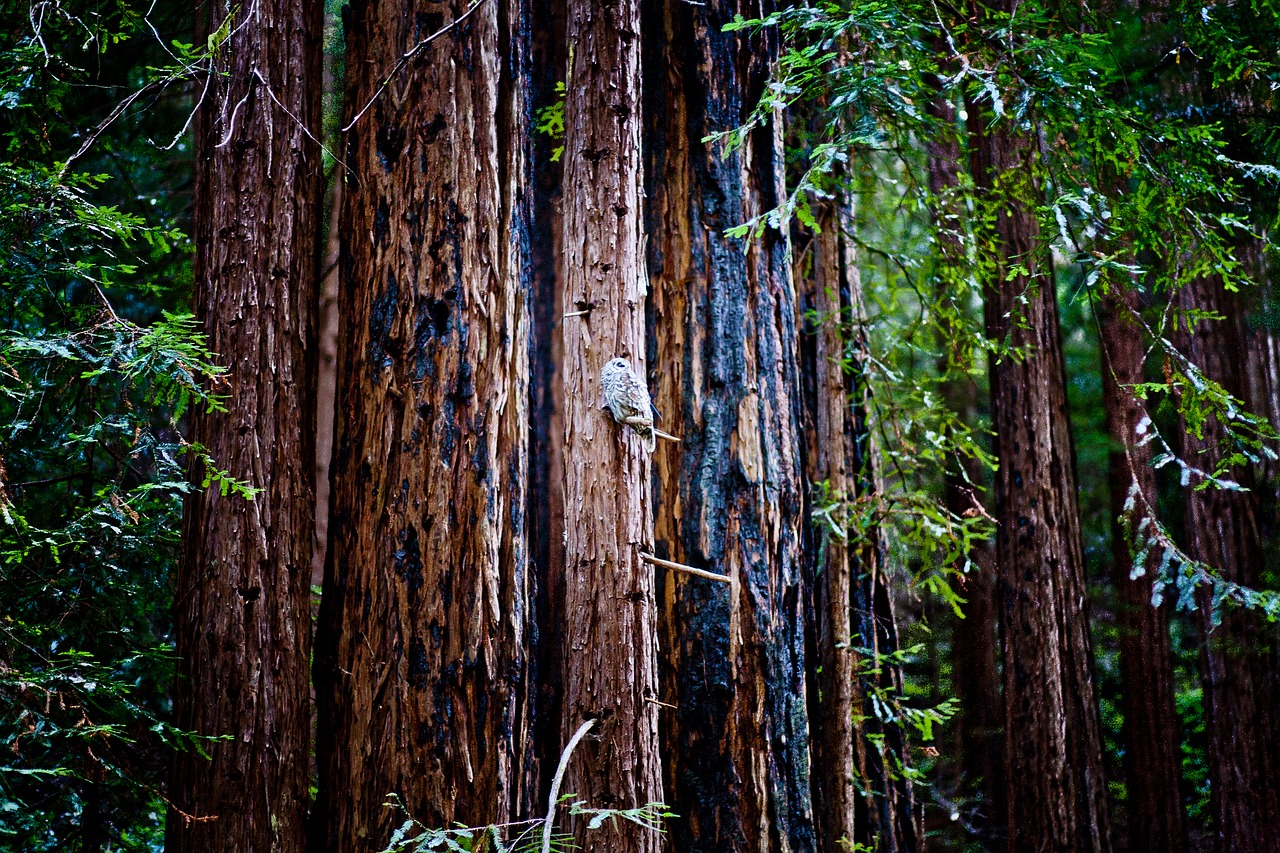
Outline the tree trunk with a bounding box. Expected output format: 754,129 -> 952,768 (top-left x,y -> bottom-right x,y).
1097,286 -> 1186,852
797,192 -> 921,853
313,0 -> 533,845
556,0 -> 664,848
167,0 -> 322,848
642,1 -> 815,850
925,89 -> 1005,840
1176,274 -> 1280,853
970,114 -> 1113,852
528,0 -> 568,811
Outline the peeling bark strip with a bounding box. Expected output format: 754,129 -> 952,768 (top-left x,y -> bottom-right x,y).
167,0 -> 322,849
558,0 -> 664,847
1098,287 -> 1187,853
797,197 -> 921,853
970,112 -> 1113,851
314,0 -> 533,846
642,1 -> 815,850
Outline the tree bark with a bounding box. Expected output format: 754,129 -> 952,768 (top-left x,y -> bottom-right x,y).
1097,286 -> 1187,853
642,1 -> 815,850
797,192 -> 922,853
1176,274 -> 1280,853
970,114 -> 1113,852
314,0 -> 533,846
557,0 -> 664,848
167,0 -> 322,848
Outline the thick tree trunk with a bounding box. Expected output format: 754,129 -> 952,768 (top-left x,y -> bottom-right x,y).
167,0 -> 322,849
925,90 -> 1005,838
642,1 -> 814,850
1176,274 -> 1280,853
798,194 -> 921,853
970,116 -> 1113,852
314,0 -> 533,846
1097,287 -> 1186,852
557,0 -> 664,848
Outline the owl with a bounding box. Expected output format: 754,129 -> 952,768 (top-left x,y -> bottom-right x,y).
601,357 -> 656,452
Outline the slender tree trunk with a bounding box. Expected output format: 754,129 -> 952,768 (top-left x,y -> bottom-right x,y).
557,0 -> 663,848
167,0 -> 322,848
642,1 -> 814,850
314,0 -> 533,845
798,192 -> 921,853
1176,274 -> 1280,853
1097,286 -> 1187,852
970,110 -> 1113,852
925,89 -> 1004,839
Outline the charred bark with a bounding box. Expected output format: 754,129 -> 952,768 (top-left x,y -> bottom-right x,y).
970,112 -> 1113,852
556,0 -> 664,848
167,0 -> 322,849
314,0 -> 534,846
642,1 -> 814,850
1098,286 -> 1186,853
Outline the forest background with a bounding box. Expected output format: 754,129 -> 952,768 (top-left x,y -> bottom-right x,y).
1,0 -> 1278,851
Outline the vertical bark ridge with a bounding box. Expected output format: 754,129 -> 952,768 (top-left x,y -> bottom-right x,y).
168,0 -> 322,849
315,0 -> 533,846
642,1 -> 815,851
558,0 -> 664,848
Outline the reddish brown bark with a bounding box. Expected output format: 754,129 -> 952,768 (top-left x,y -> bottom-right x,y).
556,0 -> 663,848
167,0 -> 322,849
1097,286 -> 1187,853
314,0 -> 534,846
1176,275 -> 1280,853
970,112 -> 1113,851
642,1 -> 815,850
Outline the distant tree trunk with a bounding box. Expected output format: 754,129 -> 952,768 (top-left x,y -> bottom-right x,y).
167,0 -> 322,848
970,109 -> 1113,852
925,89 -> 1004,838
1097,286 -> 1186,853
797,190 -> 921,853
557,0 -> 663,847
313,0 -> 533,845
1176,274 -> 1280,853
528,0 -> 567,810
642,1 -> 814,850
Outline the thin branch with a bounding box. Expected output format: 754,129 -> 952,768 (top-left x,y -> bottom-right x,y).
639,552 -> 731,584
542,717 -> 596,853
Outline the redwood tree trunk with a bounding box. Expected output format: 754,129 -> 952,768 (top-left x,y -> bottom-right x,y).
642,1 -> 814,850
925,90 -> 1004,837
1097,287 -> 1186,852
798,195 -> 921,853
314,0 -> 533,846
970,115 -> 1113,851
1176,274 -> 1280,853
167,0 -> 322,848
557,0 -> 664,848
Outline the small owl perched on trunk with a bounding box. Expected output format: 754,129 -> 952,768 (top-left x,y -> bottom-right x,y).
601,357 -> 656,452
